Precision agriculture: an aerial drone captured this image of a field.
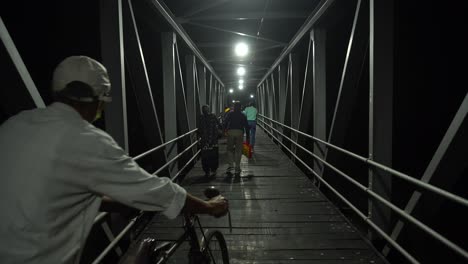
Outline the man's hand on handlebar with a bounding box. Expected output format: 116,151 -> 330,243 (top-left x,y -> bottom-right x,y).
206,195 -> 229,218
183,192 -> 229,218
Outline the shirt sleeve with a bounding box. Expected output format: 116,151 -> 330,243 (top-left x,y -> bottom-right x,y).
82,130 -> 187,219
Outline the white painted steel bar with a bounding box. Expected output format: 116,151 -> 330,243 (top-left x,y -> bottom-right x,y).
0,16 -> 45,108
172,149 -> 201,181
153,140 -> 199,176
259,119 -> 468,261
91,218 -> 136,264
133,129 -> 198,161
148,0 -> 224,86
257,0 -> 335,86
257,122 -> 419,264
258,115 -> 468,209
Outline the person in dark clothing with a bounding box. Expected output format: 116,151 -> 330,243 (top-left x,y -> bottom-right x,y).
223,101 -> 250,174
198,105 -> 221,176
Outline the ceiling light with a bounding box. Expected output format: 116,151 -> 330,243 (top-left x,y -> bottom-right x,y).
250,94 -> 254,98
237,67 -> 246,76
234,43 -> 249,57
229,88 -> 234,93
239,85 -> 244,90
239,79 -> 244,84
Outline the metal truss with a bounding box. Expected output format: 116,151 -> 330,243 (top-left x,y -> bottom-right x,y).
1,0 -> 225,262
256,0 -> 468,262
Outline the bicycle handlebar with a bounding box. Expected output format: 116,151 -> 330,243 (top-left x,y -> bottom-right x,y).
204,186 -> 232,233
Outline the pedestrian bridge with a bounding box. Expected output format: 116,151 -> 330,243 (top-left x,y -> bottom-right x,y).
1,0 -> 468,263
125,130 -> 387,263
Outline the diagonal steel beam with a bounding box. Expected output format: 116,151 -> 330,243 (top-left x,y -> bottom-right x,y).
179,11 -> 309,22
0,16 -> 45,108
180,0 -> 230,18
383,91 -> 468,256
186,21 -> 287,45
148,0 -> 224,86
257,0 -> 335,87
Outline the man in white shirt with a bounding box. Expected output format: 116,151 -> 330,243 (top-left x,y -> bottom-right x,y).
0,56 -> 228,264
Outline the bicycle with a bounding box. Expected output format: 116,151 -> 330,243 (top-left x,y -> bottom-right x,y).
120,187 -> 230,264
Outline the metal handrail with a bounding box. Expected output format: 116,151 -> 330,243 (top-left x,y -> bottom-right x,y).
172,149 -> 201,181
91,217 -> 137,264
258,114 -> 468,209
256,122 -> 418,263
257,118 -> 468,262
134,128 -> 198,161
91,132 -> 200,263
153,139 -> 200,175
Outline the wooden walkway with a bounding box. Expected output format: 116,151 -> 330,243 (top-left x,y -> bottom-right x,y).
134,130 -> 387,263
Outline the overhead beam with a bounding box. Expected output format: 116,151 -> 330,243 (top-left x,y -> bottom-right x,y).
186,21 -> 287,45
254,44 -> 286,54
208,56 -> 277,63
178,11 -> 308,22
210,61 -> 269,69
257,0 -> 335,86
148,0 -> 224,86
180,0 -> 230,18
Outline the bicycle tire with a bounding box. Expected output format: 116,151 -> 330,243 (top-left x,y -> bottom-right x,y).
201,230 -> 229,264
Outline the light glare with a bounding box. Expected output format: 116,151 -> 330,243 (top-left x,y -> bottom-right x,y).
237,67 -> 246,76
239,85 -> 244,90
250,94 -> 254,98
234,43 -> 249,57
239,79 -> 244,84
229,88 -> 234,93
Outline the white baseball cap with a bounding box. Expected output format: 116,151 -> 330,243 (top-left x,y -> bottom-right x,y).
52,56 -> 112,102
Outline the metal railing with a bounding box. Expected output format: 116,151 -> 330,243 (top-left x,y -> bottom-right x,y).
91,128 -> 200,264
257,114 -> 468,264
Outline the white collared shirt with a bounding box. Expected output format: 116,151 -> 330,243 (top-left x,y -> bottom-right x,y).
0,102 -> 187,264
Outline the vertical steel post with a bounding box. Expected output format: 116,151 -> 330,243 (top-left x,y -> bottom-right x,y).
185,55 -> 197,155
185,55 -> 197,130
100,0 -> 128,152
197,64 -> 207,107
162,32 -> 178,177
208,73 -> 213,109
312,29 -> 327,175
290,54 -> 301,157
270,74 -> 279,138
369,0 -> 393,240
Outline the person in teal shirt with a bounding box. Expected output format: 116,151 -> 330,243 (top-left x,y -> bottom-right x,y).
243,102 -> 258,151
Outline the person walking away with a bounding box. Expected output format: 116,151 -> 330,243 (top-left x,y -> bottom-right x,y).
243,102 -> 258,152
0,56 -> 228,264
198,105 -> 220,177
223,101 -> 250,174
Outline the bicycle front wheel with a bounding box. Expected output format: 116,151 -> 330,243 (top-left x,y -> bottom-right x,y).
201,230 -> 229,264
